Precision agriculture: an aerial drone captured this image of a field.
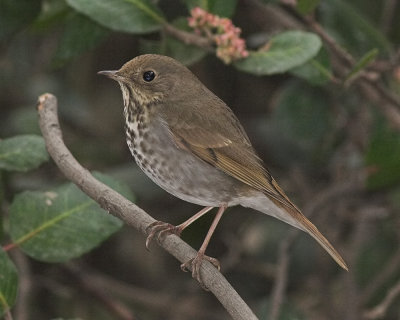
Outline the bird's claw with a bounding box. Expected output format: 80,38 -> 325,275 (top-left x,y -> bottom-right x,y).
181,253 -> 221,289
146,221 -> 221,290
145,221 -> 181,249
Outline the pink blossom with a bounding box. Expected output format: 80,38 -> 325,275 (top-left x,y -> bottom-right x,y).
187,7 -> 249,64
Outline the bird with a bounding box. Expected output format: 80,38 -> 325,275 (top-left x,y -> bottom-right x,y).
98,54 -> 348,284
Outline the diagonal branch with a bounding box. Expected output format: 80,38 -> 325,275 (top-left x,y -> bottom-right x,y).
163,23 -> 214,51
36,93 -> 258,320
301,15 -> 400,130
63,264 -> 137,320
254,1 -> 400,130
363,280 -> 400,319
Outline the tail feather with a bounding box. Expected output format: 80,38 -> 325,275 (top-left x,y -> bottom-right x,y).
240,194 -> 348,271
288,206 -> 349,271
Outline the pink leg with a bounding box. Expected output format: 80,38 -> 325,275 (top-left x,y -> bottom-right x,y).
181,205 -> 227,287
176,206 -> 214,232
145,206 -> 214,249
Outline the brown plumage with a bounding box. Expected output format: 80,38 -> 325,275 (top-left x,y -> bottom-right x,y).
99,54 -> 348,282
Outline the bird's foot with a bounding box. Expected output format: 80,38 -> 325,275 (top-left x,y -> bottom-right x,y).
145,221 -> 182,249
181,252 -> 221,289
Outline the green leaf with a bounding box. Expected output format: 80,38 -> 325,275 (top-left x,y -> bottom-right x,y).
290,46 -> 333,85
365,118 -> 400,190
66,0 -> 165,34
234,31 -> 322,75
297,0 -> 320,14
0,0 -> 41,42
344,48 -> 379,82
185,0 -> 238,17
140,18 -> 207,65
9,172 -> 133,262
0,249 -> 18,317
53,13 -> 109,67
0,135 -> 49,172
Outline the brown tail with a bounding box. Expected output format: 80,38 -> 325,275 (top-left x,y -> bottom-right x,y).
270,197 -> 348,271
297,210 -> 348,270
240,189 -> 348,270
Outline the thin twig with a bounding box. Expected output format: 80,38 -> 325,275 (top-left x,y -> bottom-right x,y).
36,93 -> 258,320
10,250 -> 32,320
267,178 -> 362,319
371,82 -> 400,111
304,16 -> 355,68
363,280 -> 400,319
63,264 -> 137,320
361,246 -> 400,304
301,15 -> 400,131
343,211 -> 371,319
66,263 -> 223,319
380,0 -> 398,34
163,23 -> 214,51
269,232 -> 295,320
370,48 -> 400,73
358,81 -> 400,130
3,310 -> 13,320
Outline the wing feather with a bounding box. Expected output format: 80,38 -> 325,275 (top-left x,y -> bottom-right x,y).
171,126 -> 299,211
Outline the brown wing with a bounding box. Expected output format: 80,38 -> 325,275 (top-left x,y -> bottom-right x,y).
168,116 -> 300,213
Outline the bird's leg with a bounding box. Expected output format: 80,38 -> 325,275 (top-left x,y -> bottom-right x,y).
145,206 -> 214,249
181,205 -> 227,287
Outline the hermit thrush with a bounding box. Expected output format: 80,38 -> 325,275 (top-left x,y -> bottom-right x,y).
99,54 -> 348,283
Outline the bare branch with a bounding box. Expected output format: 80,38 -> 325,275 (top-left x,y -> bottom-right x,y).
267,177 -> 363,319
269,233 -> 294,320
66,263 -> 223,319
361,246 -> 400,304
3,310 -> 13,320
63,264 -> 137,320
302,15 -> 400,130
10,250 -> 32,320
364,280 -> 400,319
380,0 -> 399,34
36,93 -> 258,320
358,81 -> 400,130
261,4 -> 400,131
163,23 -> 214,51
304,16 -> 356,68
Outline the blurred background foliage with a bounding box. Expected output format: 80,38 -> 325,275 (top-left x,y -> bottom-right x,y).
1,0 -> 400,319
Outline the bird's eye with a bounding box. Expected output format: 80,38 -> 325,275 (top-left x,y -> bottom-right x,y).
143,70 -> 155,82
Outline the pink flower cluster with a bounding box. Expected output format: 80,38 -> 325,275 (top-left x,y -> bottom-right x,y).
188,7 -> 249,64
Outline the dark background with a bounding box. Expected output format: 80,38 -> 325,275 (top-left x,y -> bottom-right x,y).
1,0 -> 400,319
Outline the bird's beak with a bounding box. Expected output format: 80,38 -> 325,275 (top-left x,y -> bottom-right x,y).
97,70 -> 122,81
